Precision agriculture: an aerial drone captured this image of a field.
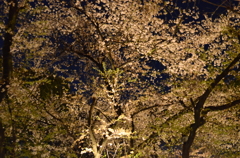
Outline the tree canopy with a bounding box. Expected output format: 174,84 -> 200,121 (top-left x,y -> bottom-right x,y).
0,0 -> 240,158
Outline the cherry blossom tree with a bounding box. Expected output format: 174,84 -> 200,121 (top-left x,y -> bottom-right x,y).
1,0 -> 240,157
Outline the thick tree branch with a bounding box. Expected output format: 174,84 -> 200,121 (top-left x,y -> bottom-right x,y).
88,97 -> 96,127
88,97 -> 102,158
182,53 -> 240,158
72,5 -> 115,69
203,98 -> 240,114
196,53 -> 240,115
182,97 -> 240,156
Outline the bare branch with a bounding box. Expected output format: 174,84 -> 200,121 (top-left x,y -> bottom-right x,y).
203,98 -> 240,114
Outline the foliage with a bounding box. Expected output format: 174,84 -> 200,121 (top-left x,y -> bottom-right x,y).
0,0 -> 240,158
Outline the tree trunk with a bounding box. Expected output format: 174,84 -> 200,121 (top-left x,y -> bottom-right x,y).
94,153 -> 101,158
182,127 -> 197,158
0,1 -> 19,157
0,119 -> 5,158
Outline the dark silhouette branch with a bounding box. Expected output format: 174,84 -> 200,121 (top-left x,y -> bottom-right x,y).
203,99 -> 240,114
0,1 -> 20,157
72,4 -> 115,69
202,0 -> 240,15
182,53 -> 240,158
